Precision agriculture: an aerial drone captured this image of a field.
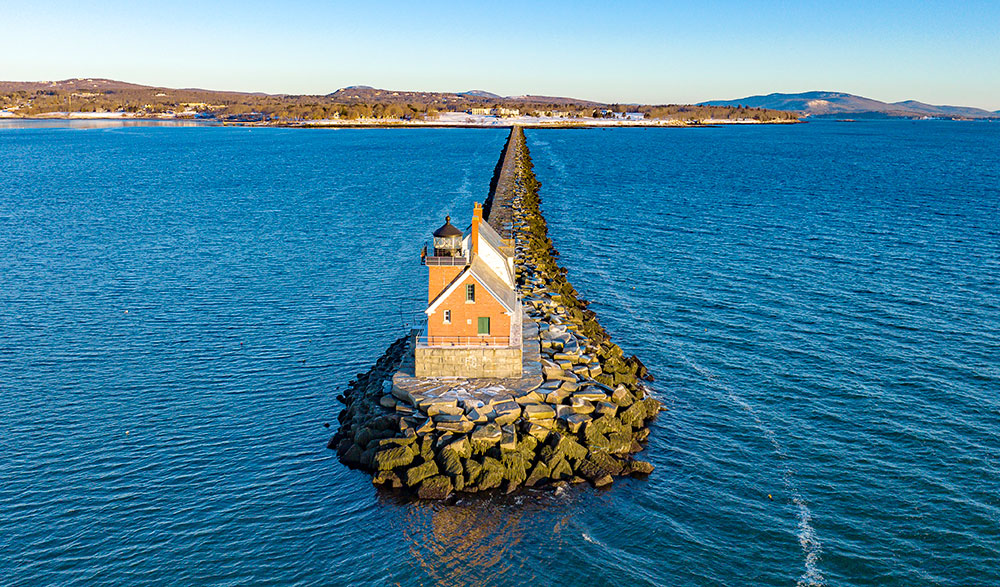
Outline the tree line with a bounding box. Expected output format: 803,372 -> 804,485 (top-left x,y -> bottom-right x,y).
0,88 -> 798,122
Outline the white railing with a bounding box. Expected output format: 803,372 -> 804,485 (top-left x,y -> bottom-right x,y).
423,255 -> 469,266
417,335 -> 513,348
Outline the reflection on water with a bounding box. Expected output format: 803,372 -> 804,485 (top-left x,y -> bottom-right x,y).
0,118 -> 220,130
393,490 -> 577,587
402,497 -> 528,585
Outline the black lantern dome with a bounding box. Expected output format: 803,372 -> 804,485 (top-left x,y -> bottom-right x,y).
433,216 -> 463,238
432,216 -> 463,257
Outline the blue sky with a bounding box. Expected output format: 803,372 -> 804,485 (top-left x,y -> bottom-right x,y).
2,0 -> 998,109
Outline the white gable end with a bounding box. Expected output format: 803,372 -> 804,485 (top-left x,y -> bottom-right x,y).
475,220 -> 514,287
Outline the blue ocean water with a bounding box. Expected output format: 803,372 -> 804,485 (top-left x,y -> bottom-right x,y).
1,121 -> 997,586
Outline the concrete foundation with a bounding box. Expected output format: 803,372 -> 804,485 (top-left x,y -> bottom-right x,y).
415,346 -> 522,378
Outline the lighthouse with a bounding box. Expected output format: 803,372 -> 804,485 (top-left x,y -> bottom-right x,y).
416,202 -> 522,378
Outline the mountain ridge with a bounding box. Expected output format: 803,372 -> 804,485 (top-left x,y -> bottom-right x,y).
0,79 -> 599,106
324,86 -> 600,106
699,91 -> 998,119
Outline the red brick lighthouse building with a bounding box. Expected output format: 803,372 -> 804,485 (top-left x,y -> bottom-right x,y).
416,203 -> 522,378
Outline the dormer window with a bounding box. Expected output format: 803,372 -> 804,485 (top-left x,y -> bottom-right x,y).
466,284 -> 475,302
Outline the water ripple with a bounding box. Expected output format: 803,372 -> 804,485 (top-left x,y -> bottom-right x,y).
2,122 -> 999,586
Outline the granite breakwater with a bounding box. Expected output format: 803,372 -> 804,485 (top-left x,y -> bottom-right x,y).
329,127 -> 661,499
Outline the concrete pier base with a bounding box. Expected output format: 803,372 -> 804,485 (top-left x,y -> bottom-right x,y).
414,346 -> 521,378
397,317 -> 542,402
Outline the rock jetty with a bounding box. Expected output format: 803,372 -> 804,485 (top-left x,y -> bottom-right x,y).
329,127 -> 660,499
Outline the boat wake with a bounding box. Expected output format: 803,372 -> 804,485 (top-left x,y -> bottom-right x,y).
703,365 -> 825,587
541,198 -> 825,586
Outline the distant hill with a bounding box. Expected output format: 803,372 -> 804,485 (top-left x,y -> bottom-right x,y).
699,91 -> 998,119
458,90 -> 501,99
325,86 -> 599,107
0,78 -> 267,98
0,79 -> 597,107
505,94 -> 602,106
0,78 -> 153,93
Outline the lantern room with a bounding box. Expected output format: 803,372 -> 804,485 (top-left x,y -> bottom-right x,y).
432,216 -> 464,257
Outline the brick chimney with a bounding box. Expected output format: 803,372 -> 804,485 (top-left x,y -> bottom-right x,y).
471,202 -> 482,258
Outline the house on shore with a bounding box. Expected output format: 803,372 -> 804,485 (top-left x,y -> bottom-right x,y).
417,203 -> 522,378
492,107 -> 520,117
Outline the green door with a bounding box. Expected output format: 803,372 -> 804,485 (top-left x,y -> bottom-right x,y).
477,317 -> 490,335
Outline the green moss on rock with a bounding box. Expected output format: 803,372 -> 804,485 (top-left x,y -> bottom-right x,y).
478,456 -> 505,490
437,448 -> 464,477
405,460 -> 439,486
417,475 -> 453,500
374,445 -> 415,471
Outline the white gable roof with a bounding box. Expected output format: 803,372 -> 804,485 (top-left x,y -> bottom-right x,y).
463,219 -> 515,286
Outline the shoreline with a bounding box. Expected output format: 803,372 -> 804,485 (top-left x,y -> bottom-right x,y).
0,113 -> 803,128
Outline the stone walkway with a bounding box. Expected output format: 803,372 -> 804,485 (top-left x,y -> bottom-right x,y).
483,127 -> 518,236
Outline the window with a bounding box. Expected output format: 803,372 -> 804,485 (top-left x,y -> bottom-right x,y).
477,316 -> 490,335
466,283 -> 476,302
443,310 -> 451,324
